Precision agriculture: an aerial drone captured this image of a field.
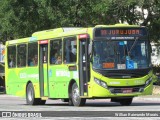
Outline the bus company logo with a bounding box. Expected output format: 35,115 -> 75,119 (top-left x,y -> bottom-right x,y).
126,81 -> 129,85
20,73 -> 27,78
2,112 -> 11,118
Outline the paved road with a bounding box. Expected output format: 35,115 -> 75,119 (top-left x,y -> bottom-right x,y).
1,94 -> 160,111
0,94 -> 160,119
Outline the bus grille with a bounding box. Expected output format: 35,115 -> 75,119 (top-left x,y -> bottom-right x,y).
108,87 -> 144,94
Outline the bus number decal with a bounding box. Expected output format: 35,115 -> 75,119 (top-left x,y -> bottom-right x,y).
28,74 -> 39,79
56,70 -> 70,77
20,73 -> 27,78
134,80 -> 144,85
109,82 -> 120,85
19,73 -> 38,79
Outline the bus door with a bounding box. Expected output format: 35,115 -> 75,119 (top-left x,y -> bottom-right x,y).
79,34 -> 90,96
39,40 -> 49,97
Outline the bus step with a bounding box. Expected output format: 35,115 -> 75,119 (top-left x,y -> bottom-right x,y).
80,96 -> 90,98
41,97 -> 48,100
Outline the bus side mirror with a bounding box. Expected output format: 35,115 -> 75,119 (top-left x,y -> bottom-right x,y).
88,43 -> 92,55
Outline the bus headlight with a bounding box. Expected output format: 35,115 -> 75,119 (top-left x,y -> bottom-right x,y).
145,77 -> 152,87
94,78 -> 108,89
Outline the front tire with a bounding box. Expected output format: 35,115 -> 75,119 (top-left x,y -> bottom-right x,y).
119,98 -> 133,106
26,83 -> 46,105
70,82 -> 86,106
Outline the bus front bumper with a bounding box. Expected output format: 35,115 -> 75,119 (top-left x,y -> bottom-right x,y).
87,82 -> 153,98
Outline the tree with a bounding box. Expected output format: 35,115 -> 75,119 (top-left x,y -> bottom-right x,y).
0,0 -> 160,43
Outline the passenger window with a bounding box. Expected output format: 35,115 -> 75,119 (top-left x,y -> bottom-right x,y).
28,42 -> 38,66
50,39 -> 62,65
8,46 -> 16,68
17,44 -> 27,67
63,37 -> 77,64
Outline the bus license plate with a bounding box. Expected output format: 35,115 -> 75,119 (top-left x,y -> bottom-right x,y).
122,88 -> 133,93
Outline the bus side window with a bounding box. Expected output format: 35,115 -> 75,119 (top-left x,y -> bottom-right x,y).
63,37 -> 77,64
28,42 -> 38,66
50,39 -> 62,65
17,44 -> 27,67
7,46 -> 16,68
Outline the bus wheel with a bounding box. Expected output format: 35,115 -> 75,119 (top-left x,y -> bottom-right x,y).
119,98 -> 133,106
26,83 -> 44,105
71,82 -> 86,106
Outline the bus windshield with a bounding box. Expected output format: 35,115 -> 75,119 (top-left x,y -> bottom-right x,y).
92,39 -> 149,70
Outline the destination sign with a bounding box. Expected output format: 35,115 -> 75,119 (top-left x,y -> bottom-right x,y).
95,28 -> 147,37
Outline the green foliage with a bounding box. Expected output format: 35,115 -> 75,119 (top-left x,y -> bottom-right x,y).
153,65 -> 160,74
0,0 -> 160,43
153,65 -> 160,85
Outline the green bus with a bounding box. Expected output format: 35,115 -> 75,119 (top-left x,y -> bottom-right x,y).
5,24 -> 155,106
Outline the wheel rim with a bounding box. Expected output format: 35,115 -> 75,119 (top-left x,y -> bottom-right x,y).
28,86 -> 33,101
72,85 -> 79,102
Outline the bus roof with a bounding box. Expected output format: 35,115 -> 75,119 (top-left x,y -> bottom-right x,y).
6,37 -> 30,45
5,28 -> 90,45
32,24 -> 144,40
32,27 -> 82,36
31,27 -> 90,40
95,24 -> 142,28
5,24 -> 145,45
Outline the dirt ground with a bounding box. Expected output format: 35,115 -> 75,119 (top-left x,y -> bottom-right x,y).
153,85 -> 160,95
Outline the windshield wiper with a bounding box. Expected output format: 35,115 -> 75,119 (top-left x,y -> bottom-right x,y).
128,38 -> 138,56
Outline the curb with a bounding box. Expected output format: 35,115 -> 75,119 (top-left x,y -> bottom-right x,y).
134,94 -> 160,101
